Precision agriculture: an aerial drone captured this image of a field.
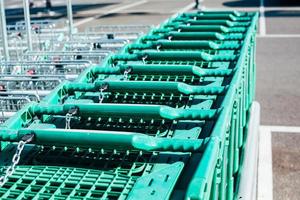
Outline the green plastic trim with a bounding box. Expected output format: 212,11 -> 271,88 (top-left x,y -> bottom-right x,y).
0,128 -> 209,152
30,103 -> 220,121
65,81 -> 227,95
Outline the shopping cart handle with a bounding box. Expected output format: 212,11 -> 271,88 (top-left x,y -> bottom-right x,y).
177,25 -> 230,33
179,13 -> 238,21
155,40 -> 221,49
29,103 -> 220,121
136,51 -> 237,61
0,128 -> 209,152
63,80 -> 226,95
160,106 -> 220,120
168,18 -> 235,27
168,32 -> 226,40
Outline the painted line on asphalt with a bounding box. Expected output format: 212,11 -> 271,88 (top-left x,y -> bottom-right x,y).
258,125 -> 300,200
258,126 -> 273,200
171,2 -> 196,19
74,0 -> 148,27
258,34 -> 300,38
261,125 -> 300,133
259,0 -> 266,36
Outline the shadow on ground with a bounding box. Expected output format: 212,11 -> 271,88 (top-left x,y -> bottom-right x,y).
98,12 -> 169,19
223,0 -> 300,7
265,10 -> 300,17
5,3 -> 117,24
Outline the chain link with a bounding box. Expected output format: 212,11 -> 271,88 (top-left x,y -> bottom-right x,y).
156,45 -> 161,52
0,135 -> 34,187
123,70 -> 129,80
123,68 -> 132,80
99,88 -> 105,103
142,55 -> 148,64
65,107 -> 79,129
65,113 -> 73,129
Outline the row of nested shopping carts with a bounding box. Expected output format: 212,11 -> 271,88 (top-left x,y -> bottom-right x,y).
0,19 -> 151,123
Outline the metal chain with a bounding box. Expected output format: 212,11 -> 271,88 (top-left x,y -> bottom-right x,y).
123,70 -> 129,80
65,107 -> 79,129
99,83 -> 108,103
99,88 -> 105,103
0,134 -> 34,187
142,55 -> 148,64
123,68 -> 132,80
156,45 -> 161,52
65,113 -> 73,129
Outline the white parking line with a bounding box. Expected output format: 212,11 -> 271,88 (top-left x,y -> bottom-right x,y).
261,125 -> 300,133
259,0 -> 266,36
258,125 -> 300,200
258,126 -> 273,200
74,0 -> 148,27
171,2 -> 196,19
258,34 -> 300,38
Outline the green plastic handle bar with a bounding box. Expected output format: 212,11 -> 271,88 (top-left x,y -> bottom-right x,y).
63,81 -> 226,95
177,25 -> 246,33
64,82 -> 96,93
153,25 -> 229,33
223,33 -> 244,40
127,40 -> 240,50
128,41 -> 220,50
140,30 -> 242,41
30,103 -> 219,120
195,14 -> 238,21
105,52 -> 236,62
102,81 -> 226,95
184,19 -> 250,27
137,51 -> 237,62
179,11 -> 241,17
0,128 -> 209,152
108,53 -> 142,65
155,25 -> 246,34
92,64 -> 233,77
168,32 -> 226,40
172,19 -> 235,27
186,19 -> 236,27
155,40 -> 231,50
179,13 -> 238,21
177,25 -> 230,33
168,32 -> 243,40
140,35 -> 164,42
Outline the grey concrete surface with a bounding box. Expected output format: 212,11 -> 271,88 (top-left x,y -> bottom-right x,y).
272,132 -> 300,200
266,13 -> 300,34
256,38 -> 300,126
